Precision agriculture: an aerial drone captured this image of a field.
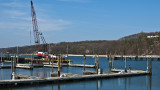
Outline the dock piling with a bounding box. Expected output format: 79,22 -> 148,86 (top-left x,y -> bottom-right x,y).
1,52 -> 3,67
58,55 -> 61,77
31,54 -> 33,69
147,57 -> 148,72
83,54 -> 86,71
52,58 -> 53,72
112,56 -> 114,69
96,55 -> 99,74
17,45 -> 19,63
125,57 -> 127,72
95,55 -> 97,68
11,56 -> 13,79
109,55 -> 112,72
150,57 -> 152,74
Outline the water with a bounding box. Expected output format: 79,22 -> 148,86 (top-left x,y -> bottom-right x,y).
0,56 -> 160,90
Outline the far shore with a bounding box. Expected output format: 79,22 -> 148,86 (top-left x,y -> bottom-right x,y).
15,54 -> 160,58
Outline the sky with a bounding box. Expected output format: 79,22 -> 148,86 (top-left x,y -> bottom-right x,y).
0,0 -> 160,48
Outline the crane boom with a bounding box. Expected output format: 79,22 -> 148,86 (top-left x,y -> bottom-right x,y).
30,0 -> 48,53
31,0 -> 40,44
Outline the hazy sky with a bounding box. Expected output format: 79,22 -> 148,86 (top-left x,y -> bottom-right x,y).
0,0 -> 160,48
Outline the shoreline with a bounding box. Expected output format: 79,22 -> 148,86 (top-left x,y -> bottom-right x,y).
5,54 -> 160,58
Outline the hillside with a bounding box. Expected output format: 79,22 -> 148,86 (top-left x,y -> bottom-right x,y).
1,32 -> 160,55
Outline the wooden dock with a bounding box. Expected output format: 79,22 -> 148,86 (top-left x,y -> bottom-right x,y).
68,64 -> 95,68
43,65 -> 58,68
43,63 -> 96,68
0,69 -> 150,86
0,63 -> 95,69
16,64 -> 33,69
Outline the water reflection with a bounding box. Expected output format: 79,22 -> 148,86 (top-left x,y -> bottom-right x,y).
58,82 -> 60,90
125,77 -> 126,90
121,75 -> 152,90
96,80 -> 103,90
30,69 -> 33,76
146,75 -> 152,90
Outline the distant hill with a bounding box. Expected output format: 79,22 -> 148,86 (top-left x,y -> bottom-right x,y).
119,32 -> 160,40
1,32 -> 160,55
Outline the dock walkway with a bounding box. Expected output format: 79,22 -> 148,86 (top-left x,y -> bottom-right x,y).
0,69 -> 150,86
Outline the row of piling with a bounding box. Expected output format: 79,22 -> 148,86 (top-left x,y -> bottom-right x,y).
82,54 -> 152,75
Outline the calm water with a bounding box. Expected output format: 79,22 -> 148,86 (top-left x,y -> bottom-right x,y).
0,56 -> 160,90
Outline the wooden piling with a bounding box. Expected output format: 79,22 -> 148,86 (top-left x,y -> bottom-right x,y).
11,56 -> 13,79
147,57 -> 148,73
13,55 -> 15,74
83,54 -> 86,71
31,54 -> 33,67
1,52 -> 2,68
96,55 -> 99,74
58,55 -> 61,77
17,46 -> 19,63
109,55 -> 112,72
125,57 -> 127,72
95,55 -> 97,68
52,57 -> 53,73
150,57 -> 152,74
112,56 -> 114,69
1,52 -> 2,63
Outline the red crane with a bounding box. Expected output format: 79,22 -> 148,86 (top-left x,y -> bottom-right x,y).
31,0 -> 40,45
30,0 -> 48,54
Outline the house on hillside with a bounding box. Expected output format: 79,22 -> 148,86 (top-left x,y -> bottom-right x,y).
147,35 -> 159,38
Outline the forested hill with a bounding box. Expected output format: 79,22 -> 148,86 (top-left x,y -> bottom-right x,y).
1,32 -> 160,55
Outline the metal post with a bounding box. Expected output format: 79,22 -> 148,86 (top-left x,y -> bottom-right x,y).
125,57 -> 127,72
83,54 -> 86,71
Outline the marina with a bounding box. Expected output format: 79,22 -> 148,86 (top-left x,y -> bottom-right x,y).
0,55 -> 154,88
1,0 -> 160,89
0,69 -> 150,86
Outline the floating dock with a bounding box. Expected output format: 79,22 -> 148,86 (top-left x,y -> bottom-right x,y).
0,63 -> 95,69
16,64 -> 33,69
43,63 -> 96,68
43,64 -> 58,68
0,69 -> 150,86
68,64 -> 95,68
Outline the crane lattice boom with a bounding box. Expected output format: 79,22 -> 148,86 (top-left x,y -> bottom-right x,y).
31,0 -> 40,44
30,0 -> 48,52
